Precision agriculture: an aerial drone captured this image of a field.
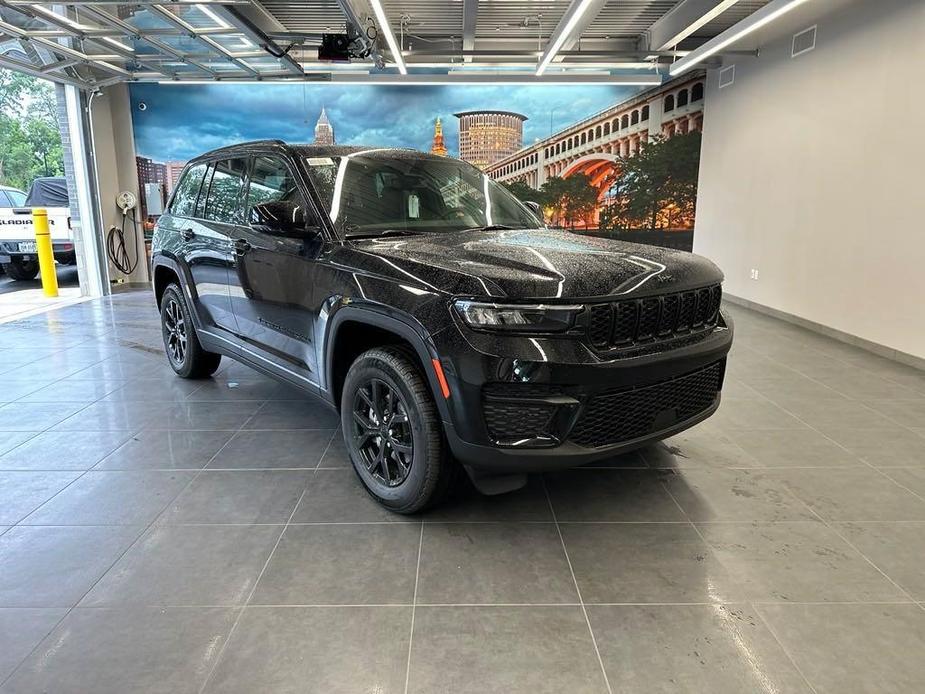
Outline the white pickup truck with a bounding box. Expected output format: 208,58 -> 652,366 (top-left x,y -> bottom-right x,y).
0,177 -> 75,281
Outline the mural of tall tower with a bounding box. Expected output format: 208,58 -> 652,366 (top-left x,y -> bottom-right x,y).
430,117 -> 448,156
313,107 -> 335,145
454,110 -> 526,170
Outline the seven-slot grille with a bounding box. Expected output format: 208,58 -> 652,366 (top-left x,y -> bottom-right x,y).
569,361 -> 724,448
588,285 -> 722,350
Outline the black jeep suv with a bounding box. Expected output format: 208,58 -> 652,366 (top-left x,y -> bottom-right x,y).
152,140 -> 732,512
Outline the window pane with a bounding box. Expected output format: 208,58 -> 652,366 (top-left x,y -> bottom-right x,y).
246,156 -> 303,217
203,158 -> 247,224
170,164 -> 206,218
6,190 -> 26,206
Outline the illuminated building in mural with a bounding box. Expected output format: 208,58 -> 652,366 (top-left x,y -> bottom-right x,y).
454,110 -> 526,170
430,117 -> 448,156
313,107 -> 335,145
486,74 -> 706,228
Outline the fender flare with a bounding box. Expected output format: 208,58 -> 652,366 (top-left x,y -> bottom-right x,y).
151,255 -> 204,331
323,303 -> 451,421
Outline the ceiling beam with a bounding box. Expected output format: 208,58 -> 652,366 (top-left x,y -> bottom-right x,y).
644,0 -> 742,50
535,0 -> 609,75
208,5 -> 306,76
0,53 -> 92,87
147,5 -> 261,77
461,0 -> 477,63
669,0 -> 810,75
80,5 -> 218,79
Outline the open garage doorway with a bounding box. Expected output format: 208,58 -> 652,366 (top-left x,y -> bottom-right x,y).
0,68 -> 107,321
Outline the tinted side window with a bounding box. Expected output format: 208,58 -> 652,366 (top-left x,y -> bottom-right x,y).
245,156 -> 310,222
170,164 -> 207,218
202,158 -> 247,224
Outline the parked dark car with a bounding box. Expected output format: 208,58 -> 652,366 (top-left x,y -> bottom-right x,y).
152,140 -> 733,512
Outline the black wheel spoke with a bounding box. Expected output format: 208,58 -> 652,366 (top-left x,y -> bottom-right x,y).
350,377 -> 414,488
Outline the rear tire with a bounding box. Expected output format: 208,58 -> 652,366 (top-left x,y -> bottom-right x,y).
341,346 -> 459,513
160,283 -> 221,379
3,259 -> 39,281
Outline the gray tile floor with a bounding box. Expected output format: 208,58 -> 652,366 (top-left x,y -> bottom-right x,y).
0,290 -> 924,693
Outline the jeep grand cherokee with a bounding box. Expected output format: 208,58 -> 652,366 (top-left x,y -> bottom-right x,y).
152,140 -> 733,512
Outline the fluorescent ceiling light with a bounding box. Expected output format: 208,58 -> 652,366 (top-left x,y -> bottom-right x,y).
670,0 -> 812,75
101,36 -> 131,52
30,4 -> 90,30
536,0 -> 596,76
156,75 -> 663,86
368,0 -> 407,75
196,4 -> 231,29
656,0 -> 743,49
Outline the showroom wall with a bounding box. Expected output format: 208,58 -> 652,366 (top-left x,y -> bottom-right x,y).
90,84 -> 147,285
694,0 -> 925,362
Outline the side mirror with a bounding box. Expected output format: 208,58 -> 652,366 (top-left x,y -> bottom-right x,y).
524,200 -> 543,217
250,200 -> 320,238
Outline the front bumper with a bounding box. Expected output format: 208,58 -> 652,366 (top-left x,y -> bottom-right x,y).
433,313 -> 733,473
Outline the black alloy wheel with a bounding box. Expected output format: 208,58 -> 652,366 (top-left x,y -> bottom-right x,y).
159,283 -> 222,379
351,378 -> 414,487
163,296 -> 188,368
341,346 -> 460,513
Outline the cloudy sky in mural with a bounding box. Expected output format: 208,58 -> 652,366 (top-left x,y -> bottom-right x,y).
129,83 -> 642,162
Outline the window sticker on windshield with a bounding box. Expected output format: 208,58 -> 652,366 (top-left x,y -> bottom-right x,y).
306,157 -> 335,166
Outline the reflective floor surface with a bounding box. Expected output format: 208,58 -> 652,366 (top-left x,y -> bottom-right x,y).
1,290 -> 924,693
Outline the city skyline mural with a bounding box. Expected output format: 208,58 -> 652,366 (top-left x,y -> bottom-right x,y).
128,83 -> 640,163
129,78 -> 706,248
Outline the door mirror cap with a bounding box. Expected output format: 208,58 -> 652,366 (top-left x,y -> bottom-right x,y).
524,200 -> 543,219
250,200 -> 320,238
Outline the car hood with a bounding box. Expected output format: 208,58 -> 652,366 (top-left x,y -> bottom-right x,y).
351,228 -> 723,299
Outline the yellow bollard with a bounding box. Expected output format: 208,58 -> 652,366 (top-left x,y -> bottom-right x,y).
33,208 -> 59,298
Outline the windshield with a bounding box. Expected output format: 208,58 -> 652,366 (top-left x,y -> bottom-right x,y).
303,152 -> 541,237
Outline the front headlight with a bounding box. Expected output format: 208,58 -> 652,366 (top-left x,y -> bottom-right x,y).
453,300 -> 582,333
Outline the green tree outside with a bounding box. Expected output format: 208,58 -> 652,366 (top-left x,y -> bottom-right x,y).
0,70 -> 64,190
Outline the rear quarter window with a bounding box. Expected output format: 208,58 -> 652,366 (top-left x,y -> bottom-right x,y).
169,164 -> 207,218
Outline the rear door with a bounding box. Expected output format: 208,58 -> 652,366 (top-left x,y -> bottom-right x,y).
228,154 -> 323,377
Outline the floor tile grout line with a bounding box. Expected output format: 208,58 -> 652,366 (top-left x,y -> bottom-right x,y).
745,383 -> 925,510
0,401 -> 269,690
657,461 -> 823,694
313,428 -> 342,471
403,520 -> 425,694
1,391 -> 275,688
761,458 -> 924,609
541,477 -> 613,694
750,603 -> 821,694
196,484 -> 310,694
750,340 -> 925,435
194,398 -> 318,693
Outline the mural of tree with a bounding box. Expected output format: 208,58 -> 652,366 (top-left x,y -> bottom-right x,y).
539,174 -> 598,229
501,179 -> 536,203
603,131 -> 701,231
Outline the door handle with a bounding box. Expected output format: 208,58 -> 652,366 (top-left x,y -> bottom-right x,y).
180,228 -> 195,241
234,239 -> 252,256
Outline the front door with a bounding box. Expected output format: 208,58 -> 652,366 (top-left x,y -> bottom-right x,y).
228,154 -> 323,379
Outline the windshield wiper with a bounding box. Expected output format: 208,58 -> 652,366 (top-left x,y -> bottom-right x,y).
344,229 -> 424,239
463,224 -> 515,232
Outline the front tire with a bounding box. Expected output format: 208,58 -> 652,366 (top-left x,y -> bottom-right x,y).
160,283 -> 221,378
341,346 -> 458,513
3,259 -> 39,281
